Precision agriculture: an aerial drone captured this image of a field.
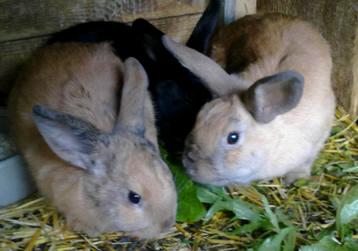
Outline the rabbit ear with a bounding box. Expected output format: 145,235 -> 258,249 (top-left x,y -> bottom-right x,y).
162,36 -> 237,96
132,18 -> 164,38
186,0 -> 221,53
132,18 -> 164,62
242,71 -> 304,123
32,105 -> 102,170
115,57 -> 149,135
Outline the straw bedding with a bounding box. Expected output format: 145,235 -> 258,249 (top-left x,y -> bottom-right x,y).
0,106 -> 357,250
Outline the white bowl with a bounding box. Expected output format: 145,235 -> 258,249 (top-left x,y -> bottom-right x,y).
0,108 -> 35,207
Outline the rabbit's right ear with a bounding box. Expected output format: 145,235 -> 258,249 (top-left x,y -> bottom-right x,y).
32,105 -> 102,170
186,0 -> 221,53
115,58 -> 149,136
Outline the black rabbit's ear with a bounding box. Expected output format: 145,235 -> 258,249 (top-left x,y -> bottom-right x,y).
132,18 -> 164,38
132,18 -> 166,62
186,0 -> 221,53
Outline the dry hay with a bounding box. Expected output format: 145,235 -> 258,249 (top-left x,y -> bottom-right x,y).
0,106 -> 357,251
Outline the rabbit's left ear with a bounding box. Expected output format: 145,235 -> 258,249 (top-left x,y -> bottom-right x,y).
242,70 -> 304,123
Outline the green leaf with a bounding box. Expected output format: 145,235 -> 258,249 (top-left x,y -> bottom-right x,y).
275,209 -> 294,228
234,219 -> 267,234
160,147 -> 206,222
258,227 -> 296,251
300,240 -> 331,251
197,183 -> 262,222
176,182 -> 207,222
169,163 -> 206,222
342,237 -> 358,250
340,199 -> 358,225
205,199 -> 261,222
342,165 -> 358,173
336,185 -> 358,238
196,185 -> 229,204
300,235 -> 356,251
283,227 -> 297,251
261,195 -> 280,233
330,126 -> 343,136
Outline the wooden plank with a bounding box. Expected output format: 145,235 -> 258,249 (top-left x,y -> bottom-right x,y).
148,13 -> 202,42
257,0 -> 358,116
222,0 -> 256,24
0,0 -> 207,42
234,0 -> 257,18
0,13 -> 203,104
0,37 -> 48,105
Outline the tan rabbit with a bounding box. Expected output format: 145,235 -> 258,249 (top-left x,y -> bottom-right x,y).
8,43 -> 177,238
162,13 -> 335,186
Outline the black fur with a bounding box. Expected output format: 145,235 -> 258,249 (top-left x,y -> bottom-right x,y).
186,0 -> 221,54
46,0 -> 221,159
131,18 -> 213,157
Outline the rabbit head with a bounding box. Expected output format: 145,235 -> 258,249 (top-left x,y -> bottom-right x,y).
163,37 -> 305,186
32,58 -> 177,238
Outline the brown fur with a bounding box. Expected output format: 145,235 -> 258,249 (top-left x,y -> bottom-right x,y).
164,13 -> 336,186
8,43 -> 177,238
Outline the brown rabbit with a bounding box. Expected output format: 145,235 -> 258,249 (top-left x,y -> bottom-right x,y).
163,13 -> 335,186
8,43 -> 177,238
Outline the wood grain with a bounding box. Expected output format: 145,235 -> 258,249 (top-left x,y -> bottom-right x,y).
0,37 -> 48,104
0,13 -> 202,103
257,0 -> 358,116
0,0 -> 208,42
222,0 -> 256,24
235,0 -> 257,18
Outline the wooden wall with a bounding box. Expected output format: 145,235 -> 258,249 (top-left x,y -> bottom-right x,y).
0,0 -> 211,105
2,0 -> 355,116
257,0 -> 358,116
221,0 -> 256,24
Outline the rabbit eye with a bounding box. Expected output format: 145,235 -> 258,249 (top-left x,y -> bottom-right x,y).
128,191 -> 141,204
227,132 -> 239,144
